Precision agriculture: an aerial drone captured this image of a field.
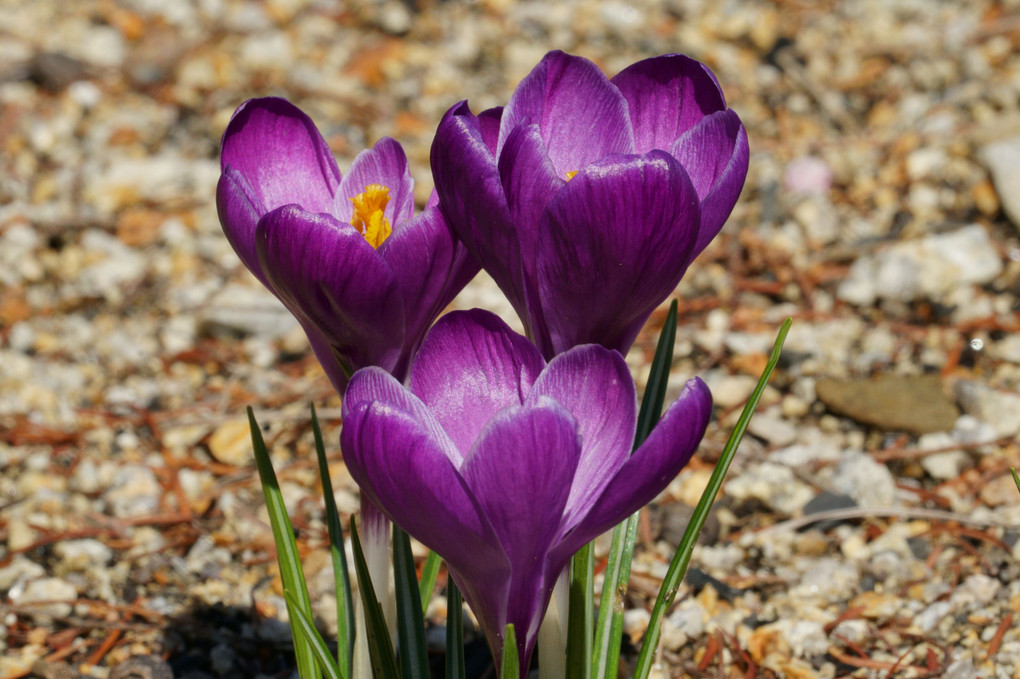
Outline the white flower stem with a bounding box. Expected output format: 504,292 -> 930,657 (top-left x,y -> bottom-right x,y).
353,499 -> 395,676
536,568 -> 569,679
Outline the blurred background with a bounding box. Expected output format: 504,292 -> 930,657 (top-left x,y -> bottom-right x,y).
2,0 -> 1020,677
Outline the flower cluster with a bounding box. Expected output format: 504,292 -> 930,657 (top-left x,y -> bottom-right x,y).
217,50 -> 747,675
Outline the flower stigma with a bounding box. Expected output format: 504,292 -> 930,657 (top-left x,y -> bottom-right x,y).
350,184 -> 392,248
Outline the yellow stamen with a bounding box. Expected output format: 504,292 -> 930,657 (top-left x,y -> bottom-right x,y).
565,170 -> 579,180
350,184 -> 392,248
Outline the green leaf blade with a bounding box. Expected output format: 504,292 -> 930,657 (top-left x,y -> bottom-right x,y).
285,590 -> 345,679
350,521 -> 400,679
445,579 -> 466,679
248,407 -> 320,679
592,300 -> 679,679
632,318 -> 793,679
393,526 -> 430,679
310,404 -> 353,679
500,624 -> 519,679
419,550 -> 442,615
566,544 -> 592,679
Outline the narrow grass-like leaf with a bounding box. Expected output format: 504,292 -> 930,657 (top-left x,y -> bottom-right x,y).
501,624 -> 519,679
445,579 -> 465,679
1013,467 -> 1020,495
565,545 -> 592,679
634,299 -> 679,448
310,404 -> 353,679
350,521 -> 400,679
632,318 -> 792,679
419,550 -> 442,615
591,300 -> 678,679
393,526 -> 430,679
590,512 -> 638,679
285,590 -> 344,679
249,407 -> 320,679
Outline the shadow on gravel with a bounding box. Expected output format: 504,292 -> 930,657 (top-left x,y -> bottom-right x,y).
164,601 -> 505,679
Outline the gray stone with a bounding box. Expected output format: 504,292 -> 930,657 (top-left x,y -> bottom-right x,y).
105,465 -> 161,517
53,539 -> 113,571
920,449 -> 970,480
200,283 -> 298,339
954,380 -> 1020,438
916,600 -> 953,632
703,371 -> 757,409
793,557 -> 859,601
15,577 -> 77,619
816,375 -> 959,434
0,556 -> 45,591
726,462 -> 814,514
980,135 -> 1020,228
837,225 -> 1003,305
831,452 -> 897,507
747,412 -> 798,446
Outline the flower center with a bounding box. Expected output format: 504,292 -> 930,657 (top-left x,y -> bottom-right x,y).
565,170 -> 578,180
350,184 -> 392,248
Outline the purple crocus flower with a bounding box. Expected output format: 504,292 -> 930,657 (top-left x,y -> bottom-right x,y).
340,309 -> 712,675
432,51 -> 748,358
217,97 -> 479,394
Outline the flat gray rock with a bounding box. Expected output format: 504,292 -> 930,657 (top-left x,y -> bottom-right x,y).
815,375 -> 959,434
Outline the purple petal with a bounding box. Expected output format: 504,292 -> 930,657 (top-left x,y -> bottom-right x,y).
526,345 -> 636,527
611,54 -> 727,153
334,137 -> 415,228
556,377 -> 712,558
496,123 -> 567,349
462,399 -> 578,572
255,205 -> 404,375
344,367 -> 455,458
498,123 -> 565,266
409,310 -> 545,456
220,97 -> 340,215
498,51 -> 634,176
379,205 -> 481,382
340,397 -> 509,579
672,110 -> 750,257
431,103 -> 529,320
460,398 -> 581,663
303,321 -> 357,395
533,150 -> 701,356
477,106 -> 503,154
217,168 -> 268,286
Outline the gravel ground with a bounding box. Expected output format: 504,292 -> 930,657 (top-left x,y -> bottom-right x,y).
2,0 -> 1020,678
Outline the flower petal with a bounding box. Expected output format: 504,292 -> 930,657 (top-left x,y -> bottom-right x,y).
526,345 -> 636,527
460,398 -> 581,659
431,103 -> 528,320
217,168 -> 268,285
611,54 -> 727,153
334,137 -> 415,228
497,123 -> 566,349
498,51 -> 634,176
344,367 -> 455,457
533,150 -> 701,356
255,205 -> 404,375
302,320 -> 359,395
671,109 -> 750,257
477,106 -> 503,154
379,205 -> 480,382
556,377 -> 712,558
220,97 -> 340,215
409,310 -> 545,457
498,122 -> 565,266
340,396 -> 508,581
